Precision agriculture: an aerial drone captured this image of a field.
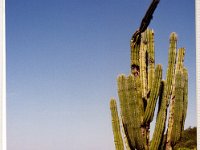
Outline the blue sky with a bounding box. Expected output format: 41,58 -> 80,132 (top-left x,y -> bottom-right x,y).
6,0 -> 195,150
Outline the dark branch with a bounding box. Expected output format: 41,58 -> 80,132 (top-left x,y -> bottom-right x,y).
131,0 -> 160,44
139,0 -> 160,32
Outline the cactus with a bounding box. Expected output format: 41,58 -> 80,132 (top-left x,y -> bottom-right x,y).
110,98 -> 124,150
109,29 -> 188,150
150,80 -> 167,150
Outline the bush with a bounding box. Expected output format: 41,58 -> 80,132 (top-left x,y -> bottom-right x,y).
173,127 -> 197,149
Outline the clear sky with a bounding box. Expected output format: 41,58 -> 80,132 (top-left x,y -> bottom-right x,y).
6,0 -> 196,150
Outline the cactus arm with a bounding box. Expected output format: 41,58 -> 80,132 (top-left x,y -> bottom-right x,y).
166,33 -> 177,104
126,75 -> 145,149
141,29 -> 155,148
147,29 -> 155,92
117,75 -> 129,126
140,35 -> 148,100
143,64 -> 162,124
117,74 -> 136,148
171,71 -> 184,145
110,99 -> 124,150
150,80 -> 167,150
181,68 -> 188,132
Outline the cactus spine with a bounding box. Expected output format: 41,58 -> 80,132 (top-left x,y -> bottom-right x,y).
109,29 -> 188,150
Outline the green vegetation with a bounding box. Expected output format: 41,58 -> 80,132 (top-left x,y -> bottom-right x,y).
174,127 -> 197,150
109,29 -> 189,150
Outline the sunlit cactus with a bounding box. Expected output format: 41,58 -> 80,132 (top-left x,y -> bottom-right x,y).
109,29 -> 188,150
110,98 -> 124,150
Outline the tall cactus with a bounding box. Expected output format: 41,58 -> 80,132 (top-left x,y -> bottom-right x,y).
109,29 -> 188,150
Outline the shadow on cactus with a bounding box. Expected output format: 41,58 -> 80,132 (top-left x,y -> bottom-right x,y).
110,27 -> 188,150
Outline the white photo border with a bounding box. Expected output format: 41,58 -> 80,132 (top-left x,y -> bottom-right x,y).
0,0 -> 6,150
0,0 -> 199,150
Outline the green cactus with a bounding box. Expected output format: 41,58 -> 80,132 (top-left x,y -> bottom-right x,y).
166,33 -> 177,103
109,28 -> 188,150
147,29 -> 155,92
166,47 -> 186,149
143,64 -> 162,124
110,98 -> 124,150
181,68 -> 188,132
150,80 -> 167,150
171,71 -> 184,145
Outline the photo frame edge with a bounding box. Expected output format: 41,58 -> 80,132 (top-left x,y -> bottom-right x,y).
0,0 -> 6,149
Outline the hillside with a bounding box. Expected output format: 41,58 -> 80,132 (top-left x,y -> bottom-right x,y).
173,126 -> 197,149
